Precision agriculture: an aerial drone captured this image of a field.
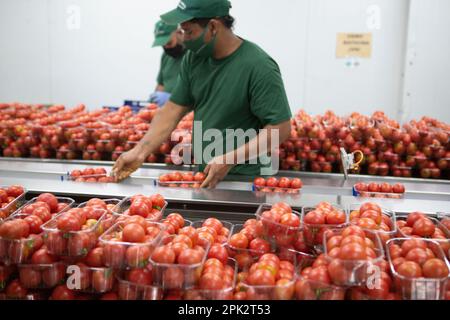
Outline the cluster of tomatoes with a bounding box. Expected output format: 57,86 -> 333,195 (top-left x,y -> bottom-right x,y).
354,182 -> 406,198
69,168 -> 115,183
0,193 -> 72,264
158,171 -> 206,189
117,194 -> 166,221
253,177 -> 303,193
0,185 -> 25,219
302,202 -> 347,248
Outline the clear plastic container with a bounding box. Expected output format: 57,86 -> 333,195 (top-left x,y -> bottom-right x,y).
323,229 -> 384,287
396,215 -> 450,259
157,180 -> 201,189
150,235 -> 210,290
253,185 -> 301,194
116,274 -> 163,300
99,220 -> 164,269
18,262 -> 66,289
42,208 -> 107,257
13,196 -> 75,217
386,238 -> 450,300
0,213 -> 47,264
294,277 -> 347,300
353,188 -> 404,199
348,204 -> 397,245
112,197 -> 167,222
0,186 -> 27,220
182,257 -> 237,300
255,204 -> 302,249
191,220 -> 233,246
301,205 -> 348,252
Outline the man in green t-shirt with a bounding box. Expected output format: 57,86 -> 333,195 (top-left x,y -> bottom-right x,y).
113,0 -> 292,188
150,20 -> 186,107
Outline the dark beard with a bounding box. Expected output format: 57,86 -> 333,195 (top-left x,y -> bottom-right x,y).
164,45 -> 186,59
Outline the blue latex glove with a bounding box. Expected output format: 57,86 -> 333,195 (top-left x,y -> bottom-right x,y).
150,91 -> 171,107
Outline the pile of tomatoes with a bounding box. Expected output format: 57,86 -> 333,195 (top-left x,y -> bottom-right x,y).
0,185 -> 25,219
253,177 -> 303,193
69,167 -> 115,183
354,182 -> 406,198
114,194 -> 167,221
158,171 -> 206,188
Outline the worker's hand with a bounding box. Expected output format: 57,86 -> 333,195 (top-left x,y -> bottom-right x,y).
200,156 -> 235,189
150,91 -> 171,107
112,147 -> 146,182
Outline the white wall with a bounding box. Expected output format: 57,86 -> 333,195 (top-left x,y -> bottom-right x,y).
0,0 -> 448,123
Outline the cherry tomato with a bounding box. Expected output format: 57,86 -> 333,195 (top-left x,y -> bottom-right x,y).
51,285 -> 75,300
422,259 -> 449,278
152,245 -> 176,264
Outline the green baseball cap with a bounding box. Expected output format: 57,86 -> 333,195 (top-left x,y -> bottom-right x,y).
161,0 -> 232,25
152,20 -> 178,47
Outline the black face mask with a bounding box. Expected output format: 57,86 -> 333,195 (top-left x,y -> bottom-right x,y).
164,44 -> 186,59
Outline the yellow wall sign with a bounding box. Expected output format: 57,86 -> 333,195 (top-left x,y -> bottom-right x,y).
336,33 -> 372,58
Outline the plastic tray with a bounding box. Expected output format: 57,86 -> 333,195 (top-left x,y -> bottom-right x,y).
112,197 -> 167,222
255,204 -> 302,249
386,238 -> 450,300
0,186 -> 27,220
323,229 -> 384,287
18,262 -> 66,289
42,208 -> 107,257
253,185 -> 301,194
301,205 -> 348,252
352,186 -> 404,199
150,235 -> 210,290
348,204 -> 397,244
99,220 -> 164,269
182,257 -> 237,300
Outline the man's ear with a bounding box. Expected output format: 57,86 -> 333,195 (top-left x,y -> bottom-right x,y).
209,19 -> 221,35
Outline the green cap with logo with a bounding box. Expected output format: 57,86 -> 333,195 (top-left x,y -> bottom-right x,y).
161,0 -> 232,25
152,20 -> 178,47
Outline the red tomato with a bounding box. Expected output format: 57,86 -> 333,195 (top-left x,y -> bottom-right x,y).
126,246 -> 151,268
326,210 -> 347,225
42,263 -> 65,287
290,178 -> 303,189
341,226 -> 366,239
5,280 -> 28,299
127,268 -> 152,285
412,218 -> 435,237
397,261 -> 422,278
405,248 -> 429,266
401,238 -> 427,256
57,215 -> 82,232
278,177 -> 291,189
31,248 -> 57,264
37,193 -> 58,213
246,269 -> 276,286
0,219 -> 30,239
207,244 -> 229,265
339,243 -> 367,260
202,218 -> 223,235
91,270 -> 112,293
406,212 -> 426,227
19,267 -> 42,288
51,285 -> 75,300
199,273 -> 224,290
254,177 -> 266,187
129,202 -> 150,218
152,246 -> 176,264
266,177 -> 278,188
304,210 -> 326,225
122,223 -> 146,243
6,185 -> 24,197
194,172 -> 206,182
32,206 -> 51,222
24,215 -> 43,234
177,249 -> 203,265
229,233 -> 249,249
359,203 -> 382,215
249,238 -> 271,255
422,259 -> 449,278
150,194 -> 166,209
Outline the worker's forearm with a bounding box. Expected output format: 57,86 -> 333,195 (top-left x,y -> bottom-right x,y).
155,84 -> 164,92
135,103 -> 186,157
224,121 -> 291,164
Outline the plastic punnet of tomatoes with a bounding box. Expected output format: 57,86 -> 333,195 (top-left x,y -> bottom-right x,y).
18,261 -> 66,289
182,257 -> 237,300
158,171 -> 205,189
349,203 -> 397,245
0,263 -> 16,291
396,213 -> 450,259
41,207 -> 107,257
150,235 -> 210,290
252,177 -> 303,194
238,252 -> 297,300
112,195 -> 167,222
70,263 -> 115,294
77,198 -> 121,234
323,226 -> 384,287
192,218 -> 233,247
0,212 -> 51,264
16,195 -> 75,217
68,167 -> 115,183
386,238 -> 450,300
160,213 -> 193,236
227,223 -> 270,270
99,219 -> 165,269
353,182 -> 405,199
116,267 -> 163,300
0,185 -> 27,220
255,203 -> 302,249
301,202 -> 348,252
